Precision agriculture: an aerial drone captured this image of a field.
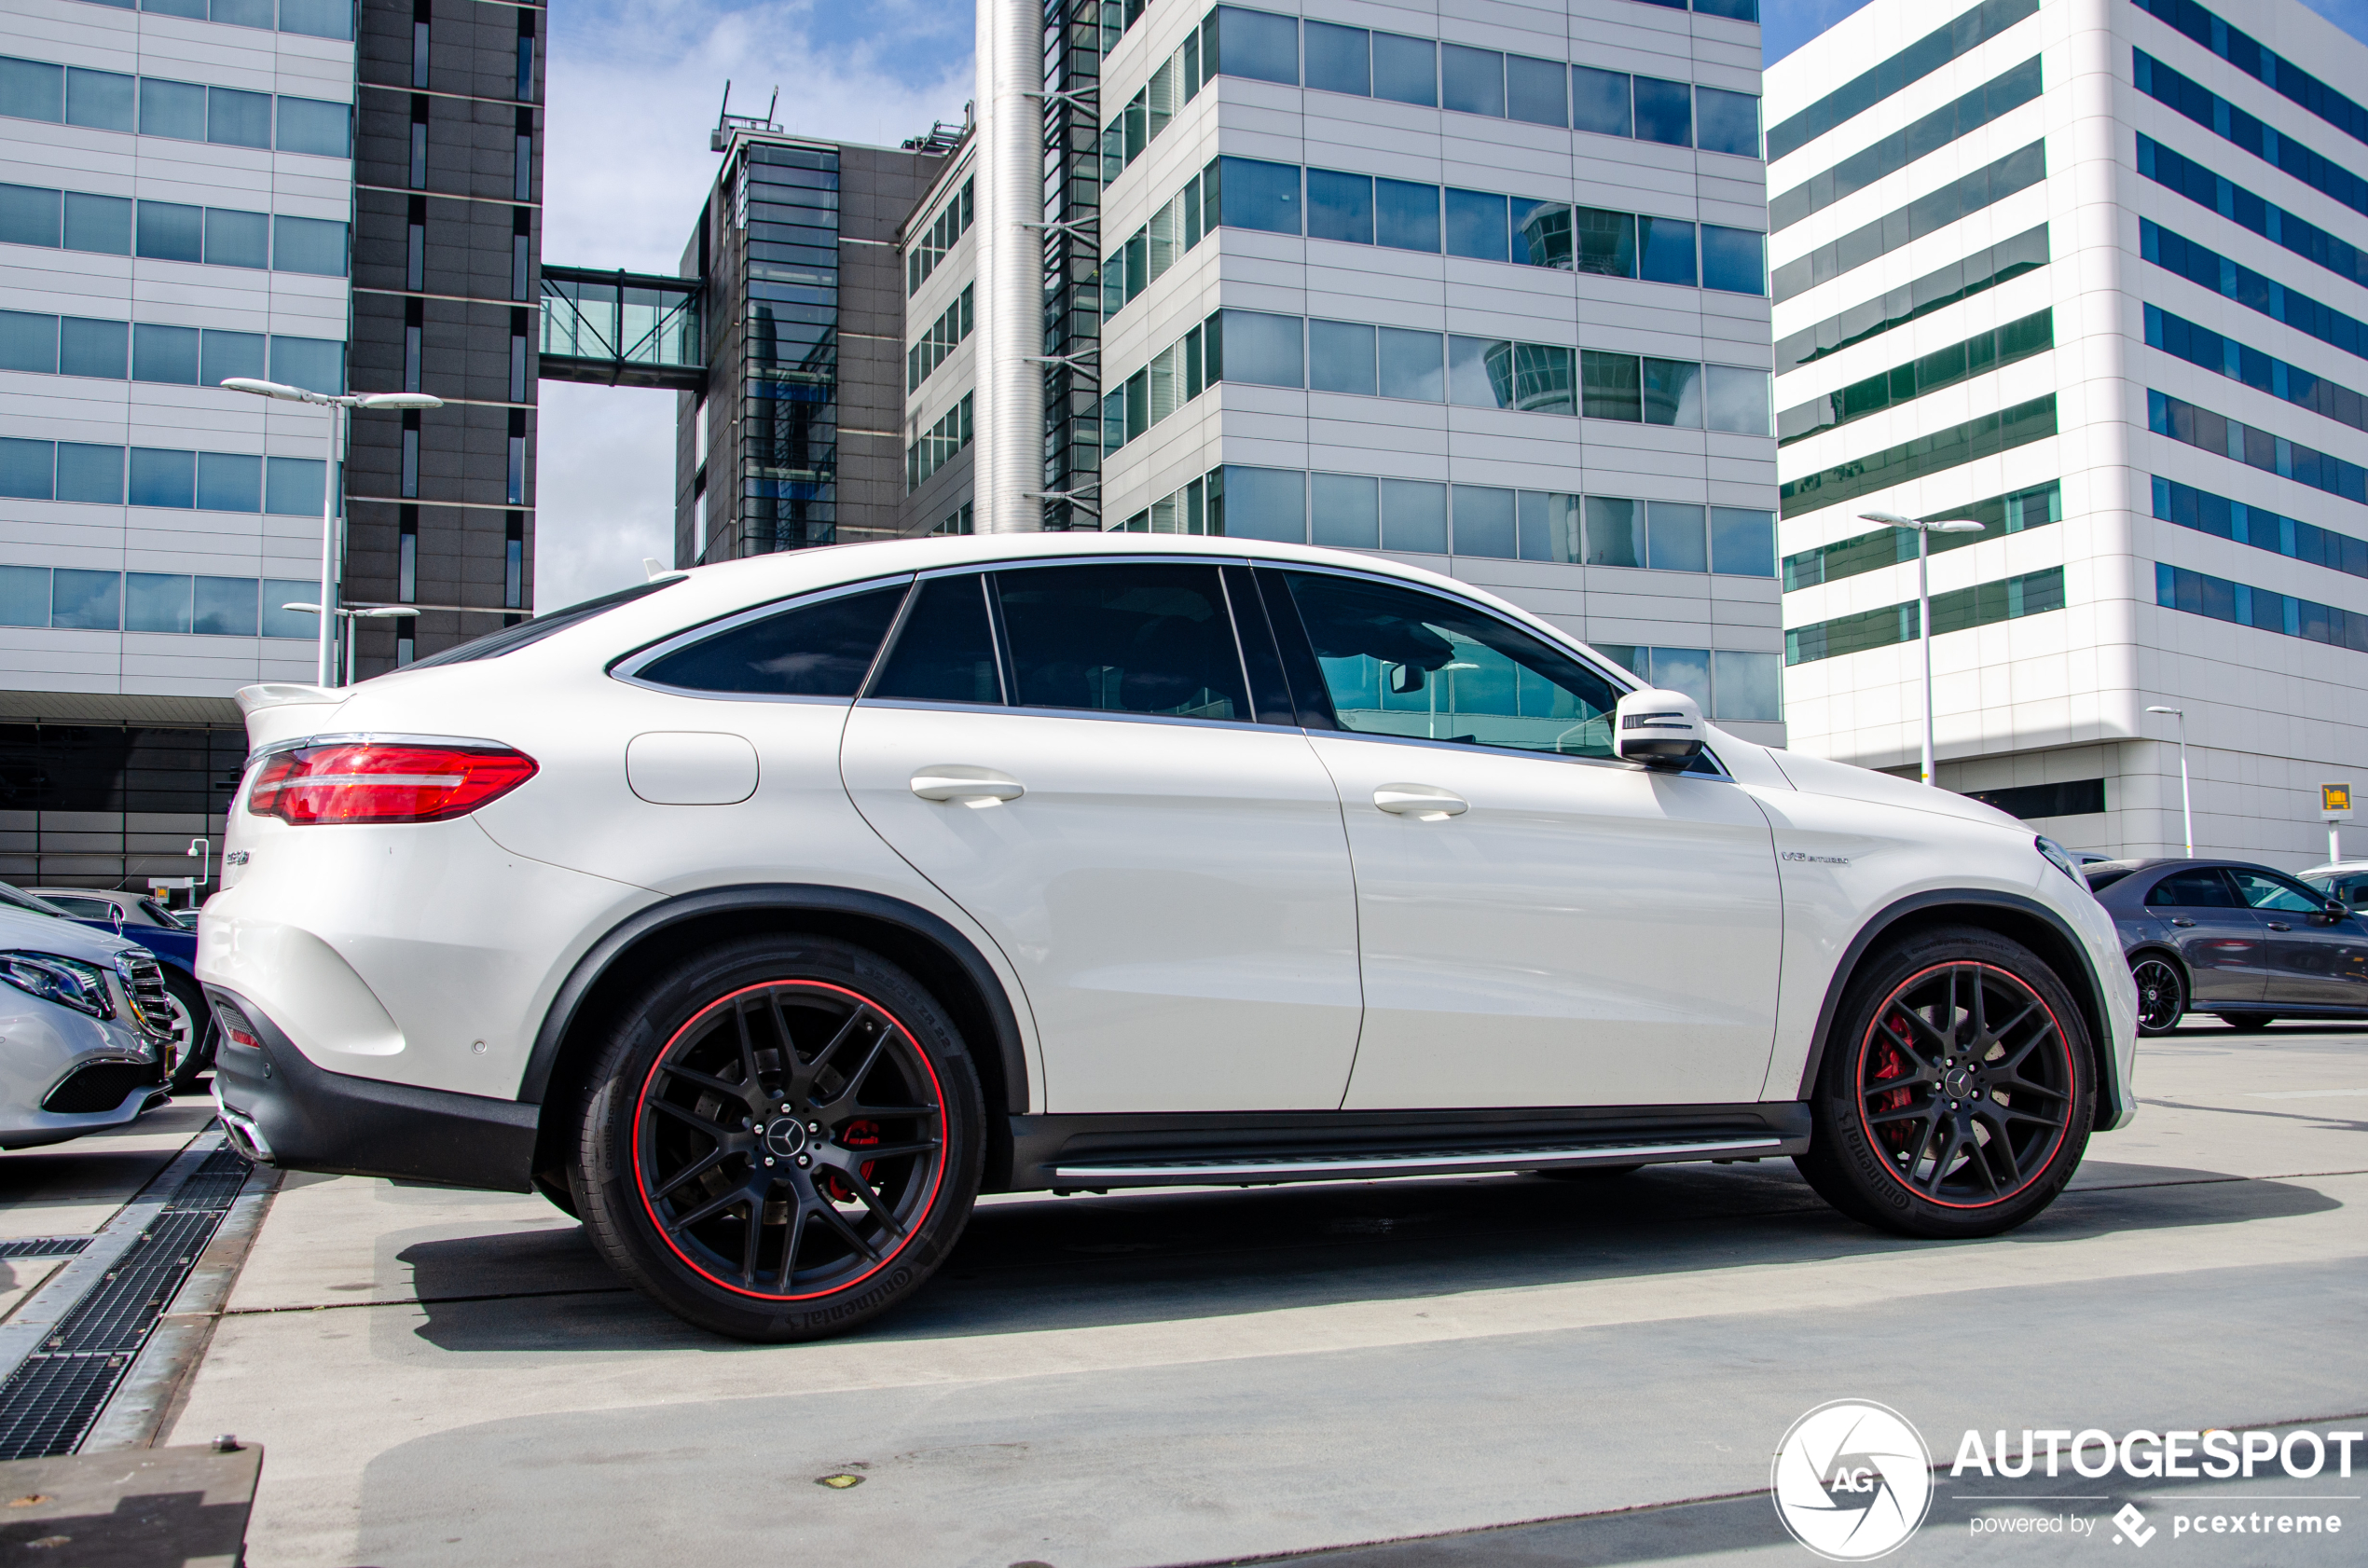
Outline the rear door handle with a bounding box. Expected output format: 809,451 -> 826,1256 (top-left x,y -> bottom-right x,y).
2266,922 -> 2292,931
1373,783 -> 1467,819
2169,917 -> 2196,928
911,766 -> 1024,805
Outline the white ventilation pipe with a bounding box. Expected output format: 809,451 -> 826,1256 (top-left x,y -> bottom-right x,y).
971,0 -> 1045,533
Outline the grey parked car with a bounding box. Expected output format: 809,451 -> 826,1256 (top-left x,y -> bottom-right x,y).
2085,858 -> 2366,1035
0,903 -> 175,1149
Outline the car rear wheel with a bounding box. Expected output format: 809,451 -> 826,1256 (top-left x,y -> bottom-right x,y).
1796,927 -> 2095,1239
2130,955 -> 2185,1036
2218,1013 -> 2275,1032
571,934 -> 983,1341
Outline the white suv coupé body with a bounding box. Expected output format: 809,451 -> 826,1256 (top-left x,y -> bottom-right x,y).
199,532 -> 2137,1340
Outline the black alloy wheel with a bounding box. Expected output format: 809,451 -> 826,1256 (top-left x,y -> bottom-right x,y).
2219,1013 -> 2276,1032
572,935 -> 982,1341
1797,927 -> 2095,1239
2130,955 -> 2186,1036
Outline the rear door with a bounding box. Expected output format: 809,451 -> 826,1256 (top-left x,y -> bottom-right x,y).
839,561 -> 1364,1113
2141,867 -> 2265,1005
2229,867 -> 2368,1010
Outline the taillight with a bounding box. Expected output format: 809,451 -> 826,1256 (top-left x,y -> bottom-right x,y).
248,741 -> 537,825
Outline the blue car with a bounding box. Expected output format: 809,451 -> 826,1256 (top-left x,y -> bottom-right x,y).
2,886 -> 213,1093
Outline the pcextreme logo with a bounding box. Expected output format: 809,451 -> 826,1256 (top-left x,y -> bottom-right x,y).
1771,1400 -> 1934,1561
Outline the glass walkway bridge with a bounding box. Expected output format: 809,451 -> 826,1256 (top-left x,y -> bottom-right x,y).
539,268 -> 702,391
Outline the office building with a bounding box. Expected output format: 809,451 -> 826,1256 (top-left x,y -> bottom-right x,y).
1769,0 -> 2368,863
0,0 -> 542,891
901,0 -> 1788,743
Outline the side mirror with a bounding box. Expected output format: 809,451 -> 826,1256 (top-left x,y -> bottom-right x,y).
1615,688 -> 1706,771
1388,663 -> 1425,695
2314,901 -> 2347,925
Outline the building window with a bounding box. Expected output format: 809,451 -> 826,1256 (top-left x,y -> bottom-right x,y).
511,209 -> 530,301
509,308 -> 529,402
408,95 -> 429,189
411,0 -> 431,90
504,509 -> 524,609
400,411 -> 420,499
403,297 -> 422,393
406,196 -> 425,291
397,504 -> 418,602
506,410 -> 527,505
514,108 -> 533,202
516,8 -> 536,102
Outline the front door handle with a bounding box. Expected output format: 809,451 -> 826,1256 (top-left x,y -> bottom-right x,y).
2266,922 -> 2292,931
911,766 -> 1024,805
1373,783 -> 1467,819
2170,917 -> 2196,928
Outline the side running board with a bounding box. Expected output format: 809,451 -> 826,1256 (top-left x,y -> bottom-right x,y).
1051,1134 -> 1790,1190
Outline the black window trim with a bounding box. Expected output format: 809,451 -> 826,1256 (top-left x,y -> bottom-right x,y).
609,572 -> 916,702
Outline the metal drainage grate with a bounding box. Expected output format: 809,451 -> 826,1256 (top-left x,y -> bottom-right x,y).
0,1239 -> 93,1259
0,1142 -> 253,1460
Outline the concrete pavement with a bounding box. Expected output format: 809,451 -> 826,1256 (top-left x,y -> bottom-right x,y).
160,1024 -> 2368,1566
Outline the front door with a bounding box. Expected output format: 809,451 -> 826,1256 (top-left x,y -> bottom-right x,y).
1270,568 -> 1784,1109
2140,867 -> 2266,1005
2229,867 -> 2368,1010
840,563 -> 1364,1113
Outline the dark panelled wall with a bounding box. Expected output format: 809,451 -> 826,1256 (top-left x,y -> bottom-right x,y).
349,0 -> 543,671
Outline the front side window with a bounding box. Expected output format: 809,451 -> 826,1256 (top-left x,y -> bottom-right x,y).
634,582 -> 908,696
1282,571 -> 1622,757
2229,869 -> 2324,914
994,563 -> 1249,722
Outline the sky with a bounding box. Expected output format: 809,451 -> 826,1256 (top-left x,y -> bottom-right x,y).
533,0 -> 2368,610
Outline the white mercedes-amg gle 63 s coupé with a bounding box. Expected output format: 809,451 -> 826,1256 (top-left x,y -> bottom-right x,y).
200,532 -> 2136,1340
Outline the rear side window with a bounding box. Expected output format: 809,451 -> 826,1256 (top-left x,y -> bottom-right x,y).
994,562 -> 1249,721
634,584 -> 907,696
868,574 -> 1002,705
2145,869 -> 2240,908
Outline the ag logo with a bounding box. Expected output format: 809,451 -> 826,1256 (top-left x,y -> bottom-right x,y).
1771,1400 -> 1934,1561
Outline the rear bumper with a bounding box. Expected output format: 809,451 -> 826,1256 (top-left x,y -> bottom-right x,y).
205,985 -> 538,1191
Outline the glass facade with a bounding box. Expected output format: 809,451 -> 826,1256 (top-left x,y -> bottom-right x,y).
740,143 -> 840,550
1778,309 -> 2052,444
2139,134 -> 2368,293
2156,561 -> 2368,652
1771,141 -> 2044,302
1780,395 -> 2058,516
2153,475 -> 2368,583
2148,391 -> 2367,505
1783,481 -> 2060,590
2142,221 -> 2368,367
1785,567 -> 2065,665
1765,0 -> 2036,160
2146,305 -> 2368,435
1769,56 -> 2041,232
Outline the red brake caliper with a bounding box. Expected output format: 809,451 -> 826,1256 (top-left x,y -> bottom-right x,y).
824,1119 -> 881,1203
1871,1015 -> 1914,1154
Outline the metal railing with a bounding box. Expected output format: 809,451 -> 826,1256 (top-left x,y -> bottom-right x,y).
538,268 -> 702,389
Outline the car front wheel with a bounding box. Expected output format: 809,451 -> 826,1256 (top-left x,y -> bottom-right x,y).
1797,927 -> 2095,1240
2130,955 -> 2185,1036
571,934 -> 984,1341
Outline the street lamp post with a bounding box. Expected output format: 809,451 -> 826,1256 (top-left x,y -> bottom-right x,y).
282,603 -> 422,687
217,378 -> 443,686
1857,511 -> 1987,785
2145,705 -> 2194,856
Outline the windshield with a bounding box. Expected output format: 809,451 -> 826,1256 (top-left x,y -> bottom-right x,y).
0,882 -> 71,918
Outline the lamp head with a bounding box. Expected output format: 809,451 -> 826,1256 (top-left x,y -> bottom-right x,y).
2145,705 -> 2182,715
220,377 -> 319,404
1856,510 -> 1914,527
280,602 -> 324,613
356,392 -> 444,411
1931,518 -> 1987,533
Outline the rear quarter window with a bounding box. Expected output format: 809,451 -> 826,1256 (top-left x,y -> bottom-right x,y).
631,584 -> 909,697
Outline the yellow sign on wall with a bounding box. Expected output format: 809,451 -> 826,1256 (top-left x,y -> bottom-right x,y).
2322,783 -> 2354,820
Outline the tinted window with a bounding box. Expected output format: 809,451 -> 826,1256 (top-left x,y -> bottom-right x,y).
2145,868 -> 2240,908
2229,869 -> 2323,914
637,583 -> 907,696
868,574 -> 1001,705
995,563 -> 1248,721
1282,572 -> 1621,757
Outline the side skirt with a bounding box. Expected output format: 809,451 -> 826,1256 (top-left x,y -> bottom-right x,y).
1001,1103 -> 1811,1192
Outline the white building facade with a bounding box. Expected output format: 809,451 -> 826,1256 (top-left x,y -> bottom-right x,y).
908,0 -> 1788,746
1769,0 -> 2368,866
0,0 -> 354,880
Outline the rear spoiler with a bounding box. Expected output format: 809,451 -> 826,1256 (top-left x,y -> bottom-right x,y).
235,683 -> 346,750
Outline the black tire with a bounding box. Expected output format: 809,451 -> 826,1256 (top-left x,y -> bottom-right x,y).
571,934 -> 984,1341
2218,1013 -> 2275,1032
2130,954 -> 2186,1037
157,966 -> 217,1095
531,1172 -> 580,1218
1533,1164 -> 1644,1180
1796,926 -> 2095,1239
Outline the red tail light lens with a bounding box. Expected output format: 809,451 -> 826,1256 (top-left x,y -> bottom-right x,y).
248,742 -> 538,825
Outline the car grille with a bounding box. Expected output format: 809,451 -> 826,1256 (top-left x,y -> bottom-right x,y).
41,1061 -> 163,1114
115,953 -> 176,1041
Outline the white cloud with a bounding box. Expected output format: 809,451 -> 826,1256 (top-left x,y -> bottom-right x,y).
535,1 -> 971,607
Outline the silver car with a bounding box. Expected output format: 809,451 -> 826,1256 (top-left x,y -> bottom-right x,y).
0,903 -> 175,1149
